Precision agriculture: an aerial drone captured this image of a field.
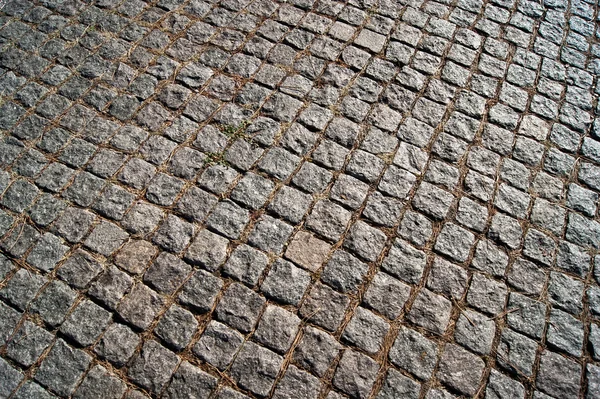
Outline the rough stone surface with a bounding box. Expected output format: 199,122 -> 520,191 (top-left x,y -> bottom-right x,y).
0,3 -> 596,398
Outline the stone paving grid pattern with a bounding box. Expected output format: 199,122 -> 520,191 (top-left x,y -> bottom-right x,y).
0,0 -> 599,397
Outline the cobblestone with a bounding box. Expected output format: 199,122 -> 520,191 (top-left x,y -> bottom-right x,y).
0,1 -> 598,398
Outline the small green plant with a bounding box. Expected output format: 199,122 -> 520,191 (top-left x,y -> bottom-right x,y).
218,120 -> 250,140
205,152 -> 228,166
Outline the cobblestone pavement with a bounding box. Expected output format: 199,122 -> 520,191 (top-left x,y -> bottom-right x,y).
0,0 -> 599,398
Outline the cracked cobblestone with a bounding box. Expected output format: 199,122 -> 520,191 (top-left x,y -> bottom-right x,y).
0,0 -> 599,398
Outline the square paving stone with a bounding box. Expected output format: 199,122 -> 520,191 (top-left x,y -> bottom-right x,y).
0,357 -> 23,399
94,323 -> 141,367
454,309 -> 496,355
382,239 -> 426,285
261,258 -> 311,306
321,249 -> 369,293
330,174 -> 369,210
164,361 -> 218,399
62,171 -> 105,207
300,283 -> 350,332
488,213 -> 523,250
118,283 -> 166,330
58,138 -> 97,168
347,150 -> 386,184
497,328 -> 538,377
30,280 -> 76,327
144,252 -> 192,295
89,265 -> 133,310
121,202 -> 164,235
378,166 -> 417,199
230,341 -> 284,397
248,215 -> 294,254
272,365 -> 320,399
426,256 -> 468,299
467,273 -> 508,316
35,339 -> 91,397
115,240 -> 157,275
0,268 -> 46,311
153,214 -> 194,253
434,223 -> 475,263
175,186 -> 218,223
293,162 -> 334,194
362,192 -> 404,228
193,320 -> 244,370
507,257 -> 546,296
306,200 -> 352,242
168,147 -> 206,180
471,239 -> 508,277
231,172 -> 275,210
1,179 -> 39,212
285,230 -> 332,272
464,170 -> 495,203
342,307 -> 390,354
546,308 -> 584,357
128,340 -> 179,394
87,149 -> 127,179
437,343 -> 485,397
92,184 -> 135,221
268,186 -> 312,224
26,232 -> 69,272
12,149 -> 47,178
197,165 -> 238,196
225,139 -> 264,171
548,271 -> 584,315
407,288 -> 453,335
507,293 -> 547,340
363,272 -> 411,320
556,241 -> 591,278
111,126 -> 149,153
27,194 -> 67,227
312,139 -> 349,171
6,320 -> 54,368
398,210 -> 433,247
117,158 -> 156,190
333,349 -> 380,399
84,221 -> 129,257
412,182 -> 454,220
343,221 -> 387,262
185,229 -> 229,272
0,301 -> 21,347
523,228 -> 556,267
258,147 -> 301,181
145,173 -> 184,206
254,305 -> 301,354
155,304 -> 198,351
73,365 -> 127,399
389,326 -> 438,380
485,369 -> 525,399
293,325 -> 341,377
206,200 -> 250,240
178,270 -> 223,313
215,282 -> 266,333
60,299 -> 112,347
223,244 -> 269,286
536,350 -> 581,398
377,368 -> 421,399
